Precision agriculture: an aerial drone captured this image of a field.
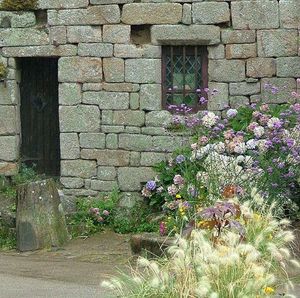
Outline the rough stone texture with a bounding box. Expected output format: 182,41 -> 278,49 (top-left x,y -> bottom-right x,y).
226,44 -> 257,59
0,12 -> 36,28
103,25 -> 130,44
145,111 -> 172,127
229,82 -> 260,96
59,83 -> 82,105
67,26 -> 102,43
208,60 -> 245,82
79,133 -> 106,149
106,133 -> 118,149
48,6 -> 120,26
83,91 -> 129,110
207,82 -> 229,110
59,105 -> 100,132
1,45 -> 77,57
151,25 -> 220,45
97,166 -> 116,181
221,30 -> 256,44
60,177 -> 84,189
0,136 -> 18,161
277,57 -> 300,78
78,43 -> 113,57
103,58 -> 124,82
0,106 -> 16,135
140,84 -> 162,111
50,26 -> 67,45
113,111 -> 145,126
119,134 -> 152,151
192,2 -> 230,24
231,0 -> 279,29
58,57 -> 102,83
90,180 -> 118,191
0,29 -> 49,47
39,0 -> 89,9
61,160 -> 97,178
140,152 -> 166,166
114,44 -> 143,58
81,149 -> 130,166
125,59 -> 161,83
208,45 -> 225,59
257,29 -> 298,57
60,133 -> 80,159
118,167 -> 155,191
182,4 -> 191,25
279,0 -> 299,28
122,3 -> 182,25
247,58 -> 276,78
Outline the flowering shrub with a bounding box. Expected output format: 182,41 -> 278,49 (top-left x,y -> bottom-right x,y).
102,195 -> 299,297
142,93 -> 300,226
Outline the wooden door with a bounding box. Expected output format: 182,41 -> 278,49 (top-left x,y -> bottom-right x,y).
20,58 -> 60,176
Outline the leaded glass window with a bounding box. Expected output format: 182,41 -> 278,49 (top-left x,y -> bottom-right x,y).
162,46 -> 208,112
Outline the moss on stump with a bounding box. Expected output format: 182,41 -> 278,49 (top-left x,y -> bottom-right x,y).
0,0 -> 38,11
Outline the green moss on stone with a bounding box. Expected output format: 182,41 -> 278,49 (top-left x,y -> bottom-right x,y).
0,0 -> 38,11
0,62 -> 7,80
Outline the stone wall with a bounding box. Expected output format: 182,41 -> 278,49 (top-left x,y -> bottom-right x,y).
0,0 -> 299,198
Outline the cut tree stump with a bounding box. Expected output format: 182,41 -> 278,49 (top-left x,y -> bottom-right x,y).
16,179 -> 69,252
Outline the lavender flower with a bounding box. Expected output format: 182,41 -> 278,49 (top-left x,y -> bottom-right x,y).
226,108 -> 238,119
146,180 -> 156,191
176,154 -> 186,164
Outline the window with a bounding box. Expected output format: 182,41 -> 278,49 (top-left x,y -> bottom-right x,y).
162,46 -> 208,112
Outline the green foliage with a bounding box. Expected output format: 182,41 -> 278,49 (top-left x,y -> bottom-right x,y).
0,164 -> 41,199
0,0 -> 38,11
0,227 -> 16,250
0,62 -> 7,80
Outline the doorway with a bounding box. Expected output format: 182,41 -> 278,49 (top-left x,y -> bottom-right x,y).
19,58 -> 60,176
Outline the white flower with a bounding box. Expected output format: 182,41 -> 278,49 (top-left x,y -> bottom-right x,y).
214,142 -> 225,154
246,139 -> 257,150
267,117 -> 281,129
253,126 -> 265,138
202,112 -> 218,128
226,108 -> 238,119
234,142 -> 246,154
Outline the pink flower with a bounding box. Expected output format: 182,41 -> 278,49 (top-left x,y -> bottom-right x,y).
142,187 -> 152,197
97,217 -> 104,223
247,122 -> 259,132
260,104 -> 269,112
191,143 -> 198,150
168,184 -> 178,196
103,210 -> 110,216
199,136 -> 209,145
224,129 -> 235,140
258,114 -> 270,126
173,174 -> 184,185
159,222 -> 167,236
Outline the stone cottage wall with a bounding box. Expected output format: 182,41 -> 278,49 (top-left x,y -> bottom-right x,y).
0,0 -> 299,198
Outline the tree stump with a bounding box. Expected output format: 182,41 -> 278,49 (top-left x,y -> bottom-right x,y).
16,179 -> 69,252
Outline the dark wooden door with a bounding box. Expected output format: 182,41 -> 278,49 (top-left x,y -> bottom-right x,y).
20,58 -> 60,176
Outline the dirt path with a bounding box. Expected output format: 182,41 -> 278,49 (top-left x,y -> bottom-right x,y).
0,230 -> 132,298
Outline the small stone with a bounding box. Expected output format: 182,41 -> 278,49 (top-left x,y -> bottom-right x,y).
61,160 -> 97,178
83,91 -> 129,110
208,44 -> 225,59
0,106 -> 16,135
122,3 -> 182,25
140,84 -> 162,111
119,134 -> 152,151
106,133 -> 118,149
60,177 -> 84,189
130,152 -> 140,166
97,166 -> 116,181
229,96 -> 250,109
50,26 -> 67,45
0,136 -> 18,161
59,105 -> 100,132
221,29 -> 256,44
113,111 -> 145,126
58,57 -> 102,83
125,59 -> 161,83
0,162 -> 18,176
207,82 -> 229,110
231,0 -> 279,29
59,83 -> 82,105
145,111 -> 172,127
103,25 -> 130,44
60,133 -> 80,159
226,44 -> 257,59
78,43 -> 113,57
182,4 -> 191,25
208,60 -> 245,82
103,58 -> 124,82
279,0 -> 299,28
79,133 -> 106,149
247,58 -> 276,78
130,93 -> 139,110
192,2 -> 230,24
140,152 -> 166,166
114,44 -> 143,58
229,82 -> 260,96
277,57 -> 300,77
67,26 -> 102,43
91,180 -> 118,192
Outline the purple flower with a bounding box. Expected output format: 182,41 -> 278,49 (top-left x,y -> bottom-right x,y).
267,167 -> 273,174
159,222 -> 167,236
286,138 -> 295,148
146,180 -> 156,191
173,174 -> 184,185
176,154 -> 186,164
226,109 -> 238,119
278,162 -> 285,169
199,96 -> 208,105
